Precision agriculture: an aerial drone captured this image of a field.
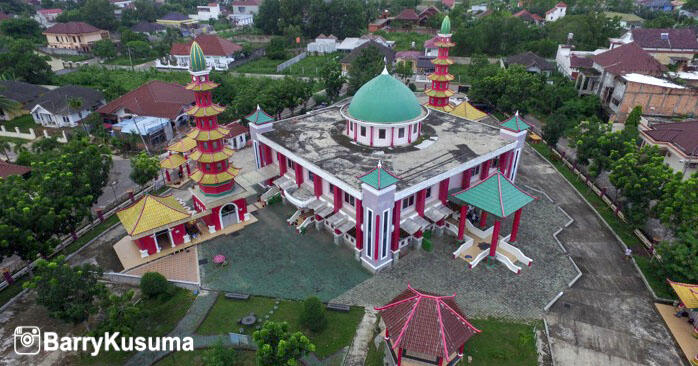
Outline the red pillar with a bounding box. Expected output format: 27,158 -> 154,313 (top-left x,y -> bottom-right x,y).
390,127 -> 394,147
416,189 -> 426,216
510,208 -> 522,243
457,204 -> 467,241
165,169 -> 171,182
374,214 -> 380,260
263,144 -> 272,166
278,152 -> 287,176
397,348 -> 402,366
258,143 -> 266,167
392,201 -> 401,251
313,174 -> 322,198
186,163 -> 191,176
355,199 -> 363,249
461,168 -> 472,189
507,151 -> 516,178
480,211 -> 488,229
480,159 -> 491,180
417,121 -> 422,137
489,219 -> 501,258
346,120 -> 349,135
96,207 -> 104,222
294,163 -> 303,187
408,124 -> 412,143
499,152 -> 509,173
333,186 -> 343,213
370,126 -> 374,146
438,178 -> 449,204
178,164 -> 184,176
353,123 -> 357,141
437,357 -> 444,366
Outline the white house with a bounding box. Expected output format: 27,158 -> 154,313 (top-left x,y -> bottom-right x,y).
158,34 -> 242,71
225,122 -> 249,150
231,0 -> 260,15
30,85 -> 105,128
193,3 -> 221,21
545,2 -> 567,22
307,34 -> 338,54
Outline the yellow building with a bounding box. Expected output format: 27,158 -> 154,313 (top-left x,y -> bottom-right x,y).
43,21 -> 109,52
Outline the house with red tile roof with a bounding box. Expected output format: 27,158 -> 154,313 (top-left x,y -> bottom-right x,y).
640,119 -> 698,179
442,0 -> 455,9
35,8 -> 62,27
158,34 -> 242,70
43,22 -> 110,52
513,9 -> 544,25
609,28 -> 698,65
97,80 -> 194,129
545,2 -> 567,22
224,122 -> 249,149
0,160 -> 31,179
395,8 -> 420,28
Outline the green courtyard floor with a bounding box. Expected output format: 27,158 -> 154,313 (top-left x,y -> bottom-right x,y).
199,203 -> 371,301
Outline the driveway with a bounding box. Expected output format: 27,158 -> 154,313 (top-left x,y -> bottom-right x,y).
516,146 -> 684,366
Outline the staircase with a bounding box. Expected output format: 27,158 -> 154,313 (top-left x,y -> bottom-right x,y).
261,186 -> 280,203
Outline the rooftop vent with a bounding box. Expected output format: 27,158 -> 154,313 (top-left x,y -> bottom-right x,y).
660,32 -> 669,40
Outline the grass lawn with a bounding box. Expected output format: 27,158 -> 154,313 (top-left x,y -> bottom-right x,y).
0,278 -> 28,308
529,142 -> 674,299
56,67 -> 191,94
155,349 -> 256,366
233,57 -> 284,74
105,56 -> 155,66
365,316 -> 539,366
373,31 -> 432,51
63,215 -> 120,255
197,294 -> 364,359
1,115 -> 36,132
282,53 -> 340,77
76,288 -> 196,366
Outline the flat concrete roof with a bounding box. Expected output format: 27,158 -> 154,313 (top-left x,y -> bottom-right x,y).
262,104 -> 512,191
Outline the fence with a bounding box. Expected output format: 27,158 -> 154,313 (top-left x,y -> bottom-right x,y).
103,272 -> 200,291
0,126 -> 69,142
277,52 -> 307,72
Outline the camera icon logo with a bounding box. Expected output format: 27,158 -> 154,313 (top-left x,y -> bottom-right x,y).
14,326 -> 41,355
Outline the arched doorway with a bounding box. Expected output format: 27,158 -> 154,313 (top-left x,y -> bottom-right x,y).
219,203 -> 239,229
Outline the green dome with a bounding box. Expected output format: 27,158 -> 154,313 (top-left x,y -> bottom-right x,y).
440,15 -> 451,34
348,69 -> 422,123
189,41 -> 206,72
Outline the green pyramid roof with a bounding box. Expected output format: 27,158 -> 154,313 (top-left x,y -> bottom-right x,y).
348,68 -> 422,123
450,171 -> 535,218
358,163 -> 400,190
440,15 -> 451,34
189,41 -> 207,72
245,105 -> 274,125
500,112 -> 531,132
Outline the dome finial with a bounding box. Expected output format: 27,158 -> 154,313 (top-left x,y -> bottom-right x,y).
189,41 -> 207,72
440,15 -> 451,35
381,65 -> 389,75
377,160 -> 382,169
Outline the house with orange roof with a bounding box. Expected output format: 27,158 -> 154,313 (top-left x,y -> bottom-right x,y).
158,34 -> 242,70
545,2 -> 567,22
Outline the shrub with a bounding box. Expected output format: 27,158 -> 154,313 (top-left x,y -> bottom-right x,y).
140,272 -> 170,298
422,238 -> 433,252
408,83 -> 416,91
299,296 -> 327,332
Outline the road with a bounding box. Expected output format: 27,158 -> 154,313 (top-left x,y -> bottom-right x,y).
517,146 -> 684,366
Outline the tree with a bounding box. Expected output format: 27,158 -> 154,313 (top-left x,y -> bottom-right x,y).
299,297 -> 327,332
80,0 -> 118,31
319,58 -> 344,102
0,18 -> 43,42
125,40 -> 153,59
24,256 -> 106,323
93,289 -> 141,336
569,119 -> 635,176
0,39 -> 53,84
657,173 -> 698,233
469,65 -> 543,114
92,39 -> 117,59
129,151 -> 160,186
0,140 -> 11,160
253,321 -> 315,366
347,46 -> 385,95
655,231 -> 698,283
395,61 -> 414,81
139,271 -> 171,298
255,0 -> 281,35
684,0 -> 698,11
265,37 -> 289,60
203,340 -> 237,366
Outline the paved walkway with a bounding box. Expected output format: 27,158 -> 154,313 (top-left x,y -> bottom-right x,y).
343,308 -> 378,366
517,146 -> 684,366
124,289 -> 217,366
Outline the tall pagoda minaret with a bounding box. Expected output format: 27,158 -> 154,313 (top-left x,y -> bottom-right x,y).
425,16 -> 455,109
185,41 -> 239,196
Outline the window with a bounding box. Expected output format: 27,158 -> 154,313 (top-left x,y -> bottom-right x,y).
473,165 -> 480,175
349,123 -> 353,131
378,129 -> 386,139
308,170 -> 314,181
212,141 -> 218,149
381,210 -> 389,259
62,116 -> 70,123
425,187 -> 432,198
366,209 -> 373,258
402,194 -> 415,209
360,126 -> 366,137
328,183 -> 334,193
216,162 -> 222,170
413,124 -> 418,133
344,192 -> 355,206
492,157 -> 499,168
205,164 -> 211,171
398,128 -> 405,138
203,142 -> 209,150
287,159 -> 295,169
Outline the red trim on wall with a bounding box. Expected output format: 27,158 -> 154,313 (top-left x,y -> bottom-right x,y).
374,214 -> 380,261
392,201 -> 401,251
356,199 -> 363,249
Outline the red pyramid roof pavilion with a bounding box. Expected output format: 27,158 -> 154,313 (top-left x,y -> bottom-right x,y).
375,285 -> 480,362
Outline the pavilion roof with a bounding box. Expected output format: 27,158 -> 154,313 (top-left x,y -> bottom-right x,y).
375,285 -> 480,361
166,137 -> 197,153
450,171 -> 536,218
160,153 -> 187,169
500,111 -> 531,132
245,105 -> 274,125
450,101 -> 487,121
668,280 -> 698,308
117,194 -> 191,236
358,162 -> 400,190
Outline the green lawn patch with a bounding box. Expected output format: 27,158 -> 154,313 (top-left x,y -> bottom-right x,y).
373,31 -> 432,51
466,318 -> 539,366
233,57 -> 284,74
155,349 -> 256,366
63,214 -> 120,255
1,115 -> 36,132
76,288 -> 196,365
529,142 -> 674,300
197,294 -> 364,358
56,67 -> 191,94
105,56 -> 155,66
282,53 -> 340,77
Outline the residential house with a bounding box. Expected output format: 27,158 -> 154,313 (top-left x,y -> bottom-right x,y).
396,51 -> 422,73
603,12 -> 644,29
610,28 -> 698,66
608,73 -> 697,126
545,2 -> 567,22
424,36 -> 439,57
131,22 -> 166,36
158,34 -> 242,70
231,0 -> 260,15
340,41 -> 396,76
337,35 -> 393,53
43,22 -> 110,52
513,10 -> 544,25
157,12 -> 197,28
555,44 -> 608,79
0,80 -> 48,121
368,18 -> 389,33
637,0 -> 673,12
503,51 -> 555,76
30,85 -> 105,128
193,3 -> 221,21
442,0 -> 455,9
110,0 -> 133,15
0,161 -> 31,179
112,116 -> 173,147
307,34 -> 338,54
97,80 -> 195,131
639,118 -> 698,179
471,4 -> 488,13
394,8 -> 420,28
35,8 -> 62,27
224,122 -> 249,149
418,6 -> 440,26
228,13 -> 253,26
416,55 -> 436,74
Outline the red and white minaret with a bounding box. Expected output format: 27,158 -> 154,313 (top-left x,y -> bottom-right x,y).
425,15 -> 455,109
